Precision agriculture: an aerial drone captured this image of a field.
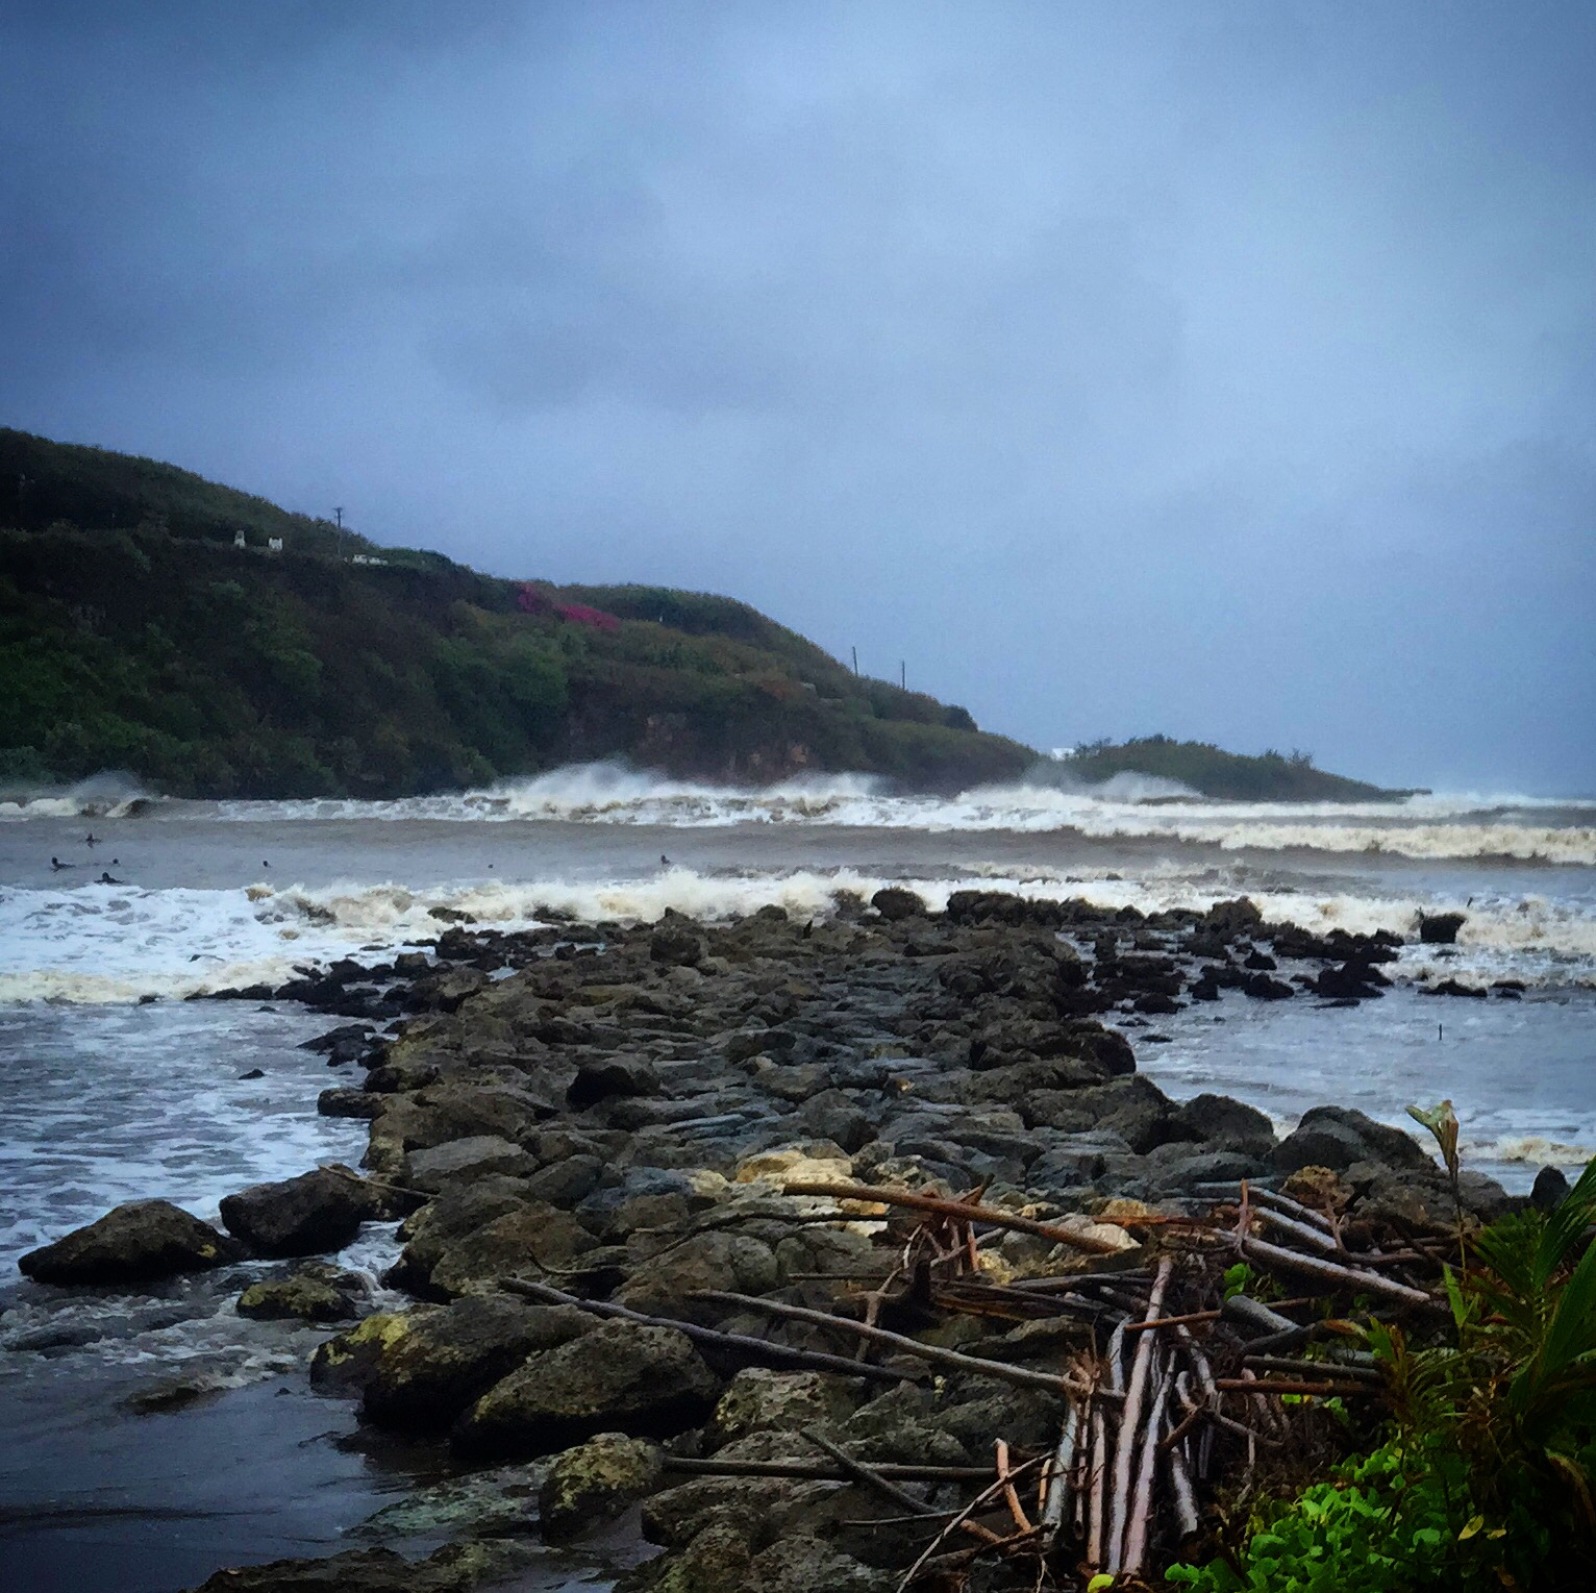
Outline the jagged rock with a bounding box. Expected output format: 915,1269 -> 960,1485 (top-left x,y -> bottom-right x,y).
19,1200 -> 243,1285
539,1432 -> 664,1544
791,1089 -> 875,1153
219,1168 -> 372,1257
455,1319 -> 720,1459
1418,912 -> 1466,945
743,1536 -> 892,1593
1272,1106 -> 1433,1174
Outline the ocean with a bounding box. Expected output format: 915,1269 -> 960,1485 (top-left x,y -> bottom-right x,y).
1,765 -> 1593,1588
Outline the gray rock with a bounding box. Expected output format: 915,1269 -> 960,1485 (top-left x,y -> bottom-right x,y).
19,1200 -> 242,1285
568,1057 -> 662,1110
219,1168 -> 374,1258
237,1265 -> 364,1322
1272,1106 -> 1432,1174
405,1136 -> 536,1194
455,1318 -> 720,1459
1172,1093 -> 1277,1152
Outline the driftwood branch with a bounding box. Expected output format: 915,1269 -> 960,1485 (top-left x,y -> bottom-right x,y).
782,1180 -> 1131,1255
500,1276 -> 906,1383
802,1427 -> 941,1517
695,1288 -> 1098,1397
1234,1233 -> 1435,1307
662,1456 -> 991,1482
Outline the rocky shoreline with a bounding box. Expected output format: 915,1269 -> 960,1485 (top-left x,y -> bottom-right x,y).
16,888 -> 1536,1592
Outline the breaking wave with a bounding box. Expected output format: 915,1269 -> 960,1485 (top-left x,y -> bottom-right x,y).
0,772 -> 161,822
192,766 -> 1596,865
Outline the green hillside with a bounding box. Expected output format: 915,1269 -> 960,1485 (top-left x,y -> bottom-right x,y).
0,430 -> 1030,798
1054,735 -> 1410,801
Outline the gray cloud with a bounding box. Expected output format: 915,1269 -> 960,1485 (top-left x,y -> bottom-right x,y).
3,1 -> 1592,791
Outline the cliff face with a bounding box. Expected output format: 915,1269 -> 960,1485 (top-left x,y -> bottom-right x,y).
0,507 -> 1031,799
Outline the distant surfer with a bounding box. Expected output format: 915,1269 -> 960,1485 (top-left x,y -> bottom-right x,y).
98,872 -> 123,885
85,832 -> 100,847
661,853 -> 672,867
50,856 -> 75,870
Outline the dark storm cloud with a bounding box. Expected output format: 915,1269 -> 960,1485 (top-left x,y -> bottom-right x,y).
3,1 -> 1593,791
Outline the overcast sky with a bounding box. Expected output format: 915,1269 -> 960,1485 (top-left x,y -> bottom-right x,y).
3,2 -> 1593,793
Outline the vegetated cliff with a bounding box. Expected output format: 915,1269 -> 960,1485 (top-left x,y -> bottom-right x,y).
0,430 -> 1031,798
1053,735 -> 1413,801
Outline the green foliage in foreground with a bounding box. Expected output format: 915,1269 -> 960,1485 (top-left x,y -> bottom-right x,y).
1058,734 -> 1409,802
1167,1159 -> 1596,1592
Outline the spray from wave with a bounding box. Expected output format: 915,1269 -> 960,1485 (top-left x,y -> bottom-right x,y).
0,771 -> 161,821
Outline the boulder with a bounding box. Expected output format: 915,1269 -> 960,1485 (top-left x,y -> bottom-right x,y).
405,1136 -> 536,1194
237,1265 -> 365,1322
185,1541 -> 524,1593
219,1168 -> 371,1258
19,1200 -> 243,1285
1532,1165 -> 1571,1211
455,1318 -> 720,1459
650,924 -> 703,967
869,887 -> 925,922
1172,1093 -> 1277,1152
362,1296 -> 594,1430
791,1089 -> 876,1154
539,1432 -> 664,1544
1418,912 -> 1466,945
618,1231 -> 780,1316
705,1368 -> 865,1451
386,1175 -> 536,1294
1272,1106 -> 1433,1175
428,1203 -> 600,1299
567,1057 -> 661,1110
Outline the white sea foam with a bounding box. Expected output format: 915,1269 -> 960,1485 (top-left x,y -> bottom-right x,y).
183,765 -> 1596,865
4,861 -> 1592,1004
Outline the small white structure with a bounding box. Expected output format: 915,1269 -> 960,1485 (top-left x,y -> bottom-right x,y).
267,537 -> 283,553
351,553 -> 388,566
233,530 -> 246,549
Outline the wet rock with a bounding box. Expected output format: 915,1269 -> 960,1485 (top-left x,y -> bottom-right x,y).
1243,971 -> 1296,1000
1145,1144 -> 1268,1193
237,1265 -> 365,1322
525,1152 -> 606,1207
185,1540 -> 528,1592
405,1136 -> 537,1194
19,1200 -> 243,1285
539,1432 -> 665,1544
219,1168 -> 371,1258
362,1295 -> 594,1430
869,887 -> 925,922
1272,1106 -> 1433,1175
1418,911 -> 1467,945
455,1318 -> 720,1460
317,1088 -> 386,1119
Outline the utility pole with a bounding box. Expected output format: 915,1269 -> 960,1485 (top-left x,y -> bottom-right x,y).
900,660 -> 906,690
333,506 -> 345,560
851,646 -> 858,676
